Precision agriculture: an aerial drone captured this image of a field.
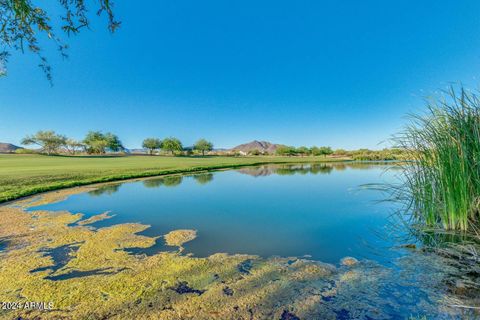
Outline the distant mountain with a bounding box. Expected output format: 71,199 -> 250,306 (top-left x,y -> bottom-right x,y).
237,165 -> 277,177
0,143 -> 22,153
231,140 -> 280,154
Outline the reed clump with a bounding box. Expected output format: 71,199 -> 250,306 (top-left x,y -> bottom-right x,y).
395,86 -> 480,232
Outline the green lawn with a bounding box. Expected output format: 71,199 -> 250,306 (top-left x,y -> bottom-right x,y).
0,154 -> 347,203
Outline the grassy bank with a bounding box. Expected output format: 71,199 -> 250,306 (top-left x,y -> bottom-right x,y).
0,154 -> 348,203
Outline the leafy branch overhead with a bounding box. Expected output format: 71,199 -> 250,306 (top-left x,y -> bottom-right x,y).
0,0 -> 119,80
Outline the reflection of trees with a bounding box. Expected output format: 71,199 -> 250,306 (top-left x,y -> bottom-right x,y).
193,173 -> 214,185
331,163 -> 347,171
143,175 -> 183,188
163,175 -> 183,187
237,166 -> 276,177
142,175 -> 184,188
339,162 -> 402,170
297,165 -> 311,175
310,164 -> 334,175
237,162 -> 398,178
88,185 -> 120,196
274,167 -> 296,176
239,164 -> 335,176
143,178 -> 164,188
343,163 -> 374,170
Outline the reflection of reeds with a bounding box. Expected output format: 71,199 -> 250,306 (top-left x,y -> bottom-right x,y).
393,86 -> 480,232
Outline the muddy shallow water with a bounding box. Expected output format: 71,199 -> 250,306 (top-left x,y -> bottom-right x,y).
1,163 -> 478,319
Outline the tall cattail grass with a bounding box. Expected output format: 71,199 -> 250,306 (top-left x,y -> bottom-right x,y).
394,86 -> 480,232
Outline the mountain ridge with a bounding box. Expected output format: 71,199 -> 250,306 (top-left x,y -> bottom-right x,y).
231,140 -> 280,154
0,143 -> 22,153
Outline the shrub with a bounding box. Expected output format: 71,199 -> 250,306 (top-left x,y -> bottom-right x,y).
14,148 -> 38,154
394,86 -> 480,231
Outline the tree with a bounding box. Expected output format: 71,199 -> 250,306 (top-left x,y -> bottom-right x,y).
310,146 -> 333,156
104,132 -> 123,152
0,0 -> 119,80
319,146 -> 333,157
296,146 -> 310,156
21,130 -> 66,155
64,139 -> 84,155
161,137 -> 183,155
310,146 -> 321,156
276,145 -> 297,156
193,139 -> 213,156
250,149 -> 261,156
83,131 -> 124,154
142,138 -> 162,155
84,132 -> 108,154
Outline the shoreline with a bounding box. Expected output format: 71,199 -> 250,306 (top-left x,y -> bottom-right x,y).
1,156 -> 362,205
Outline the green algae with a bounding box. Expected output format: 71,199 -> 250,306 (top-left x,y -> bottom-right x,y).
164,229 -> 197,252
77,211 -> 114,226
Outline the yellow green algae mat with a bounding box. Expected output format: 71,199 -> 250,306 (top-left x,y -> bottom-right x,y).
0,188 -> 476,319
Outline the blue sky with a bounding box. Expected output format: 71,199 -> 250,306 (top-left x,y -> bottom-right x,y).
1,0 -> 480,149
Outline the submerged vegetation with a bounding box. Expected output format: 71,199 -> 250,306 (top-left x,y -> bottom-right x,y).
393,86 -> 480,232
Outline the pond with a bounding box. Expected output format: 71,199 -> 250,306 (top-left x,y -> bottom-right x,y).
31,163 -> 403,265
5,162 -> 477,319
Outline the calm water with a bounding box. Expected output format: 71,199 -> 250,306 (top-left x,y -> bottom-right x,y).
30,162 -> 406,265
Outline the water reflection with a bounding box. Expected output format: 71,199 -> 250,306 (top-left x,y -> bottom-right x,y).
88,184 -> 121,196
193,173 -> 214,185
237,162 -> 399,177
416,229 -> 480,247
142,178 -> 164,188
142,175 -> 184,188
163,175 -> 183,187
101,162 -> 402,193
